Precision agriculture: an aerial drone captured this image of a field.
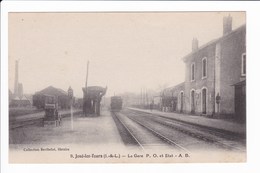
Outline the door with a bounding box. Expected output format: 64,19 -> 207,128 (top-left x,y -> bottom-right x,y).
235,84 -> 246,122
180,92 -> 184,113
191,90 -> 195,114
202,88 -> 207,114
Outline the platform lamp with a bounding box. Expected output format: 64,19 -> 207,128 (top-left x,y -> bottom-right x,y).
68,86 -> 74,130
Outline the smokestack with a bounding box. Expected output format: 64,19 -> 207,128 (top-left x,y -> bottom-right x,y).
18,83 -> 23,99
14,60 -> 19,97
192,38 -> 199,52
223,15 -> 232,35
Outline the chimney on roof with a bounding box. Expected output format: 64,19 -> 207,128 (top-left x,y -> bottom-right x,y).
223,15 -> 232,35
192,38 -> 199,52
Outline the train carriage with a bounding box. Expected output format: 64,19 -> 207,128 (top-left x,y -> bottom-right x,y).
110,96 -> 123,111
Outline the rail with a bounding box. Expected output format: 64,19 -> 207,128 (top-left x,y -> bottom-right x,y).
112,112 -> 144,150
126,115 -> 189,152
10,110 -> 83,129
128,109 -> 245,152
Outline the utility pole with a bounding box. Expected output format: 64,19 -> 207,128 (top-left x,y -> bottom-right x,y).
84,61 -> 89,116
68,86 -> 74,131
141,88 -> 143,107
85,61 -> 89,89
14,60 -> 19,97
146,88 -> 149,107
143,88 -> 145,107
144,88 -> 146,107
145,88 -> 147,107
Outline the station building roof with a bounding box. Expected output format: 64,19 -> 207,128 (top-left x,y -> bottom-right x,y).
35,86 -> 67,96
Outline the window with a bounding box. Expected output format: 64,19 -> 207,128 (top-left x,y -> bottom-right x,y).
241,53 -> 246,76
191,63 -> 195,81
202,57 -> 207,78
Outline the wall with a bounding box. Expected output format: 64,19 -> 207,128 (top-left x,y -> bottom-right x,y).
219,25 -> 246,115
184,43 -> 216,115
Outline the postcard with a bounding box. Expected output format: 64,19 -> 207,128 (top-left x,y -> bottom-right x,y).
7,11 -> 247,164
1,1 -> 259,173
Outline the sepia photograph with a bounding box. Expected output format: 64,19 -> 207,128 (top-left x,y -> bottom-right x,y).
7,11 -> 247,164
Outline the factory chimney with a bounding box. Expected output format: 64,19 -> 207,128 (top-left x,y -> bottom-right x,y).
14,60 -> 19,97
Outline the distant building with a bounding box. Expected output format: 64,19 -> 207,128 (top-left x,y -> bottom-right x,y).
9,90 -> 14,104
19,96 -> 31,107
10,96 -> 21,107
23,94 -> 33,104
152,95 -> 161,110
10,95 -> 31,107
161,82 -> 184,112
33,86 -> 70,109
164,15 -> 246,122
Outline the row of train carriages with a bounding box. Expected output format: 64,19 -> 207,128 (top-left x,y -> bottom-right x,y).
110,96 -> 123,111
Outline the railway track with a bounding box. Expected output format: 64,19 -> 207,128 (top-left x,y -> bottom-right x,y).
9,110 -> 83,130
152,116 -> 245,151
111,111 -> 145,149
10,117 -> 44,129
125,115 -> 189,152
112,111 -> 189,152
126,109 -> 246,152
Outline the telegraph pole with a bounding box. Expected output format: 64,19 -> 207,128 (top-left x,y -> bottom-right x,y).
146,88 -> 149,107
85,61 -> 89,88
141,88 -> 143,108
143,88 -> 146,107
68,86 -> 74,131
84,61 -> 89,116
140,88 -> 142,107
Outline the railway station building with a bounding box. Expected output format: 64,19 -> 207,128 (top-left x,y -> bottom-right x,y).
163,15 -> 246,121
32,86 -> 70,109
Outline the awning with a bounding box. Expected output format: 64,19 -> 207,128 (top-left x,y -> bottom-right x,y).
231,80 -> 246,86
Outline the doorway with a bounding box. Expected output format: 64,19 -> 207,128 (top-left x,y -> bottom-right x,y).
180,92 -> 184,113
202,88 -> 207,114
191,90 -> 195,114
234,81 -> 246,122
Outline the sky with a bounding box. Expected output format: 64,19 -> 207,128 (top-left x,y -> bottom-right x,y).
8,12 -> 245,97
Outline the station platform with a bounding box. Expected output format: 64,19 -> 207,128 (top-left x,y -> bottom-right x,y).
10,109 -> 125,147
127,107 -> 246,137
9,109 -> 126,163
